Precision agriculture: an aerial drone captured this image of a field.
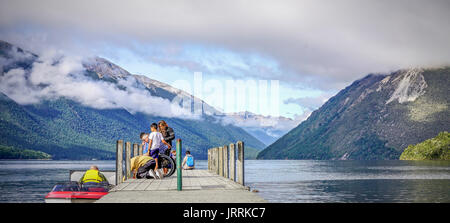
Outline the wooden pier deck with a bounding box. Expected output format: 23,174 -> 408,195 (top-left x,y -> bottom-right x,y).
97,139 -> 266,203
97,169 -> 266,203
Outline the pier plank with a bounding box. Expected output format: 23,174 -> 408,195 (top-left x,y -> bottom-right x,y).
98,169 -> 265,203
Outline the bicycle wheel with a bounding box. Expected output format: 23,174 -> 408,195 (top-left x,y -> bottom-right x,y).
158,154 -> 176,177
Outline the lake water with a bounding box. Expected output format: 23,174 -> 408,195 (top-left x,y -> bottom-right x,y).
0,159 -> 449,203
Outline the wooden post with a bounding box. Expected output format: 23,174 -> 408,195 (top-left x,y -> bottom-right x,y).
133,143 -> 138,157
218,146 -> 224,176
116,140 -> 123,185
223,145 -> 228,178
211,148 -> 215,173
229,143 -> 236,181
125,142 -> 131,180
176,139 -> 182,191
237,141 -> 245,186
210,148 -> 214,172
215,147 -> 220,175
207,149 -> 211,171
138,145 -> 143,155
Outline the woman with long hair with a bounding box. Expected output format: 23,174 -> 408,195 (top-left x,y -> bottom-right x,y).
158,120 -> 175,175
158,120 -> 175,156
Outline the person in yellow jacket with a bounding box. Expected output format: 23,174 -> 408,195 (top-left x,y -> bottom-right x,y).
79,165 -> 109,184
131,155 -> 159,179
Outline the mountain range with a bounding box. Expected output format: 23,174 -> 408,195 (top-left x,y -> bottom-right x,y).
222,111 -> 298,145
84,56 -> 298,145
0,40 -> 271,159
4,39 -> 446,161
258,67 -> 450,160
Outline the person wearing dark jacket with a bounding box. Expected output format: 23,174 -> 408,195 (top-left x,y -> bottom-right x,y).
158,120 -> 175,155
158,120 -> 175,175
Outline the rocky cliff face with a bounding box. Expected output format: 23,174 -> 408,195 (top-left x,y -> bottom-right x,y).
83,57 -> 132,80
257,67 -> 450,160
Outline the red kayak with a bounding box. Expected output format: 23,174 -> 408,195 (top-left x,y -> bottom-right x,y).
45,182 -> 109,203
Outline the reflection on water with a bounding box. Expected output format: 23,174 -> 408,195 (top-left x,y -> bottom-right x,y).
252,179 -> 449,203
244,160 -> 450,203
0,159 -> 449,203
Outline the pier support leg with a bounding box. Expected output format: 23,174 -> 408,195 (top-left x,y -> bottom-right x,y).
214,147 -> 219,175
223,145 -> 228,178
116,140 -> 123,185
208,149 -> 211,171
125,142 -> 131,180
133,143 -> 138,157
211,148 -> 216,173
229,143 -> 235,182
237,141 -> 245,186
218,146 -> 224,177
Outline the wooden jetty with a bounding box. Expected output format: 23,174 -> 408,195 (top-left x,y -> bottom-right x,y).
96,139 -> 266,203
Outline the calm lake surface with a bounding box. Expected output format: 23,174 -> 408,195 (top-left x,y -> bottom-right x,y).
0,159 -> 449,203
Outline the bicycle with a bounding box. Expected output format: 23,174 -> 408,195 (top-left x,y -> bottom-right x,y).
158,153 -> 176,177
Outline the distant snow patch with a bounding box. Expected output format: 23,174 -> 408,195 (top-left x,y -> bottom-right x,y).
376,76 -> 391,92
386,68 -> 427,104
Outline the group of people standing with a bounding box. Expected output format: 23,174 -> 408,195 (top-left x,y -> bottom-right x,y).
79,120 -> 195,185
138,120 -> 175,179
132,120 -> 195,180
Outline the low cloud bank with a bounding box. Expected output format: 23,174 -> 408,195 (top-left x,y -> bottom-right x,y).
0,48 -> 199,119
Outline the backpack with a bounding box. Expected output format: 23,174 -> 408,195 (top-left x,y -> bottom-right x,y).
186,155 -> 194,167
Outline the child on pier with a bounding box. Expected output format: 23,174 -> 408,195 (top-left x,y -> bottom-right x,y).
140,132 -> 160,179
147,123 -> 172,179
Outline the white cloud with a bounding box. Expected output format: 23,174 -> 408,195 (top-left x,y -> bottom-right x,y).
219,112 -> 303,133
0,50 -> 199,119
1,0 -> 449,91
284,93 -> 334,110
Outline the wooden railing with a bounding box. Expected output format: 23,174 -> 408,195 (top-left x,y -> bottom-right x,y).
115,139 -> 245,187
115,140 -> 143,185
115,139 -> 183,190
207,141 -> 245,186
